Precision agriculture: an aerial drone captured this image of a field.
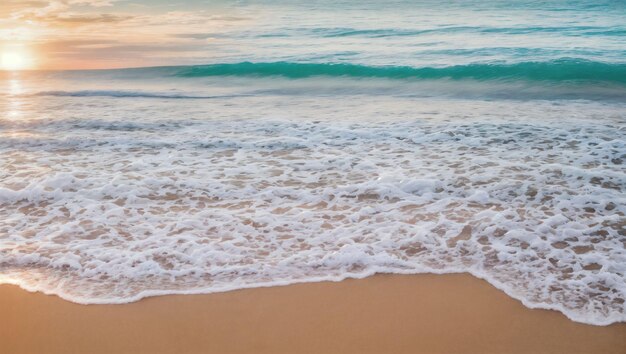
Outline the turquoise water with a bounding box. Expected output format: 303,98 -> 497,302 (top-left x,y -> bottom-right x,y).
1,0 -> 625,325
188,0 -> 626,67
174,60 -> 626,83
25,0 -> 626,100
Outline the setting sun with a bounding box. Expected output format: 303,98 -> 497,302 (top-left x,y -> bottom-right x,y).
1,51 -> 32,71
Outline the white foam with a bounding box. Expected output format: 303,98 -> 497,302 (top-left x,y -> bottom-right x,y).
0,91 -> 625,326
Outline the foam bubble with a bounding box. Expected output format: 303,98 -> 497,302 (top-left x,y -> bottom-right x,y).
0,91 -> 624,326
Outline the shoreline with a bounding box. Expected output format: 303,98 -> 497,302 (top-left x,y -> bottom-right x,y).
2,273 -> 625,354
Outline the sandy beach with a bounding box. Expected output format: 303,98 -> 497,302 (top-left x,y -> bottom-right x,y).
1,273 -> 624,354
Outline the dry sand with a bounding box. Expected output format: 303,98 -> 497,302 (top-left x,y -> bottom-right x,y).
1,273 -> 625,354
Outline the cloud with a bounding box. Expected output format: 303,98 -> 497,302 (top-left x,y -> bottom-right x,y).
172,33 -> 220,40
7,0 -> 129,25
67,0 -> 117,6
39,39 -> 209,54
53,13 -> 132,24
0,1 -> 253,69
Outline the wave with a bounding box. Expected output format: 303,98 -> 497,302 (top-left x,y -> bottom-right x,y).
308,26 -> 626,38
2,117 -> 625,325
173,59 -> 626,85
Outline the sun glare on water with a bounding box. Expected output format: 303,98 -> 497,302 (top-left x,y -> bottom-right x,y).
1,51 -> 33,71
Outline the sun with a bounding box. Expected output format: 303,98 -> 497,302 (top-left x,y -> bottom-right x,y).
1,51 -> 32,71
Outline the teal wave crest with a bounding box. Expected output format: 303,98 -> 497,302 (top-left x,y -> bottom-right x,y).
173,59 -> 626,84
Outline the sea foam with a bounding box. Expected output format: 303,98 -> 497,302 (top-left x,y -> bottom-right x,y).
1,90 -> 624,326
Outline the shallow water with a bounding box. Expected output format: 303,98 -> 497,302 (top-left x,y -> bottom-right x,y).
1,0 -> 625,326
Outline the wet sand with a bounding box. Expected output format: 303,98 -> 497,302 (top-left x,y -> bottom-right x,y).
1,273 -> 625,354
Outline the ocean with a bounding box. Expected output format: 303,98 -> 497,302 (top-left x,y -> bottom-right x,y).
1,0 -> 625,326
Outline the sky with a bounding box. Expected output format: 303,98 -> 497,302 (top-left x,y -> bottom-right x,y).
0,0 -> 255,70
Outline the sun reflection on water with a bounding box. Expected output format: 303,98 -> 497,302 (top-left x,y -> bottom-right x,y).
4,75 -> 24,120
1,74 -> 40,143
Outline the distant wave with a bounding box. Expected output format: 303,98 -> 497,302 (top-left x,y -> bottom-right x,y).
308,26 -> 626,38
29,60 -> 626,102
173,59 -> 626,85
